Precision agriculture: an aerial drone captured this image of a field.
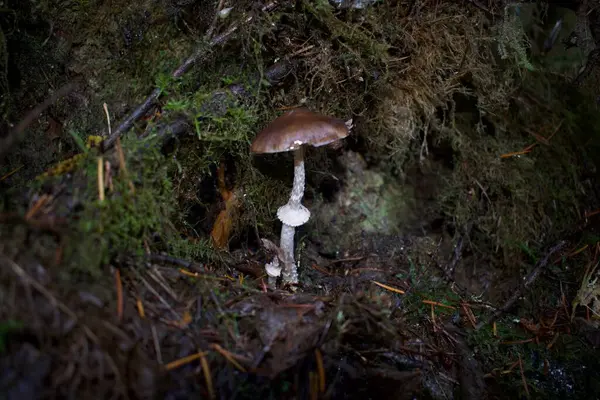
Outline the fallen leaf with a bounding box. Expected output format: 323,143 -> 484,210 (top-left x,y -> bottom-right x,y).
45,116 -> 63,141
210,162 -> 239,249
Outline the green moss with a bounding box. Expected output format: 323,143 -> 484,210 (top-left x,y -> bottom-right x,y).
433,72 -> 600,262
495,4 -> 535,71
62,135 -> 174,277
167,236 -> 220,263
303,0 -> 391,66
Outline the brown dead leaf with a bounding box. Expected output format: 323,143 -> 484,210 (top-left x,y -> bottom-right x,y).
45,116 -> 63,141
210,200 -> 237,249
210,162 -> 239,249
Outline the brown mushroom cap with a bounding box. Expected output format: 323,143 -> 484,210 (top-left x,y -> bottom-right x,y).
250,108 -> 350,154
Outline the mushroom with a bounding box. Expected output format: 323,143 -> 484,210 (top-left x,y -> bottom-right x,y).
250,107 -> 351,286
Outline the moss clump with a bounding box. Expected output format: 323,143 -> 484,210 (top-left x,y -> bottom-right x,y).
495,4 -> 535,71
64,135 -> 176,276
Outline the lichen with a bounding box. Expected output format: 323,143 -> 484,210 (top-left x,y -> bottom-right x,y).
495,4 -> 535,71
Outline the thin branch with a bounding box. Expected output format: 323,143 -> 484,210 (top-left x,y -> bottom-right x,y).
101,1 -> 279,151
476,240 -> 567,330
205,0 -> 227,40
148,253 -> 205,273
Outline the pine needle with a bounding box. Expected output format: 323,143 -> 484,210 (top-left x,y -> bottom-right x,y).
210,343 -> 247,372
0,164 -> 23,181
136,297 -> 145,318
518,354 -> 530,398
165,351 -> 207,371
371,280 -> 405,295
200,352 -> 215,399
422,300 -> 456,309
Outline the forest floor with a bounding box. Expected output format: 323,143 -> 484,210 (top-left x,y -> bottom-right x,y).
1,1 -> 600,399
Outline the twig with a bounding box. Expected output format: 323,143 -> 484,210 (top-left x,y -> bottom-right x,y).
25,194 -> 52,220
476,241 -> 567,330
315,348 -> 326,393
461,302 -> 477,328
371,280 -> 405,295
325,256 -> 365,265
148,253 -> 205,273
97,157 -> 105,201
136,297 -> 145,318
106,90 -> 135,195
0,82 -> 78,163
419,121 -> 429,163
101,1 -> 279,150
147,268 -> 179,301
115,267 -> 123,321
205,0 -> 227,40
210,343 -> 247,372
0,164 -> 23,181
422,299 -> 456,310
518,354 -> 530,398
115,142 -> 135,193
103,102 -> 112,136
152,324 -> 163,365
165,351 -> 207,370
136,271 -> 181,320
200,352 -> 215,399
445,234 -> 465,279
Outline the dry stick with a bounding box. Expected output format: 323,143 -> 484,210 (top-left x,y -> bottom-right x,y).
147,268 -> 179,301
101,1 -> 279,151
97,157 -> 105,201
0,82 -> 77,163
200,352 -> 215,399
136,271 -> 181,320
148,253 -> 205,273
210,343 -> 247,372
205,0 -> 227,39
165,351 -> 207,370
445,235 -> 465,279
476,241 -> 567,330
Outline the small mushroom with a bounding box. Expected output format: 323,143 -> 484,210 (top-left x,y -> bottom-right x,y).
250,107 -> 351,286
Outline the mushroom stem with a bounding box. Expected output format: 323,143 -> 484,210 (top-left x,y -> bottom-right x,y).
280,224 -> 297,284
289,147 -> 306,205
279,147 -> 306,285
